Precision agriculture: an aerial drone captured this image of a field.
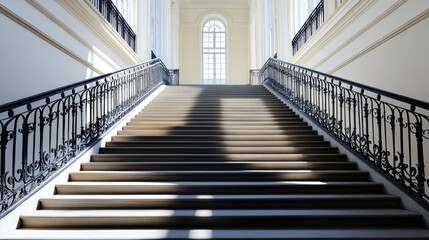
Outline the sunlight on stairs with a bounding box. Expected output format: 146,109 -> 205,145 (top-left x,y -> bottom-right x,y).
4,85 -> 429,239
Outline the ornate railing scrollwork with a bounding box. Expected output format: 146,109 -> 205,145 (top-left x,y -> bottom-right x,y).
258,57 -> 429,207
0,58 -> 177,217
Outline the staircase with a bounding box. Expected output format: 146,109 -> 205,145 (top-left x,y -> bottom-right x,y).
5,85 -> 429,239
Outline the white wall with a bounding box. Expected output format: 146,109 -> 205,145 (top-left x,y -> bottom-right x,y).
289,0 -> 429,102
179,5 -> 250,85
0,0 -> 143,104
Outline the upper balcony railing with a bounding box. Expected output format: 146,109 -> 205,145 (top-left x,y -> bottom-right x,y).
0,59 -> 178,217
258,58 -> 429,208
89,0 -> 136,51
292,0 -> 324,55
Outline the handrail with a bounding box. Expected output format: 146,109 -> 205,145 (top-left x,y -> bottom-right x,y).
89,0 -> 136,50
0,59 -> 162,113
0,58 -> 178,217
262,58 -> 429,110
258,57 -> 429,207
292,0 -> 324,55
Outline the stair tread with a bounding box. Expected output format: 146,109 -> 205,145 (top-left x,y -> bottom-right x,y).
42,194 -> 399,200
4,229 -> 429,239
22,209 -> 419,217
99,147 -> 335,150
82,161 -> 351,164
57,181 -> 381,186
92,153 -> 345,160
71,170 -> 365,173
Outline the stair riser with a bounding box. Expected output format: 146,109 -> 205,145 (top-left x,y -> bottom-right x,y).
105,141 -> 329,148
122,126 -> 312,131
20,215 -> 420,228
117,130 -> 318,136
54,184 -> 384,195
97,148 -> 338,154
129,120 -> 306,125
80,162 -> 356,171
90,154 -> 347,162
135,114 -> 299,118
140,110 -> 294,113
142,107 -> 290,110
68,172 -> 369,182
39,198 -> 400,210
130,118 -> 303,122
111,135 -> 324,141
147,103 -> 286,106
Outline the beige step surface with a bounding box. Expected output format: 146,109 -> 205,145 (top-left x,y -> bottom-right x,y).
54,181 -> 385,195
4,229 -> 429,240
80,161 -> 357,171
39,194 -> 400,209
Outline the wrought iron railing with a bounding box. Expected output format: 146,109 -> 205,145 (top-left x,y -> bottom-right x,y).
89,0 -> 136,51
292,0 -> 324,55
0,58 -> 178,217
258,58 -> 429,207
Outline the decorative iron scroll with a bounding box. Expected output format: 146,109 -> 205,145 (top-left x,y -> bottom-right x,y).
259,58 -> 429,206
0,58 -> 178,217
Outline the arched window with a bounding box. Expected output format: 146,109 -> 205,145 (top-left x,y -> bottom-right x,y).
203,20 -> 226,84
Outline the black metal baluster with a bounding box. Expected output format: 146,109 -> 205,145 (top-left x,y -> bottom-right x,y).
257,57 -> 429,207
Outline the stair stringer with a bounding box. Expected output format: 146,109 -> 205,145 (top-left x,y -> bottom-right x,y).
0,85 -> 166,236
264,83 -> 429,227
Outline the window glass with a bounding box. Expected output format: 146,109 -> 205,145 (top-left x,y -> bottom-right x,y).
203,20 -> 226,84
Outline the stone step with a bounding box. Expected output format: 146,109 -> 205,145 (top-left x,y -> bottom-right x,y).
105,140 -> 329,148
111,135 -> 324,141
130,117 -> 303,122
38,194 -> 400,210
129,119 -> 306,124
122,125 -> 312,131
80,161 -> 356,171
148,102 -> 286,106
19,209 -> 421,228
90,153 -> 347,162
68,170 -> 369,182
135,113 -> 298,118
98,146 -> 338,154
102,146 -> 335,154
54,181 -> 385,195
142,106 -> 290,110
5,228 -> 429,239
117,129 -> 317,136
140,109 -> 294,113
